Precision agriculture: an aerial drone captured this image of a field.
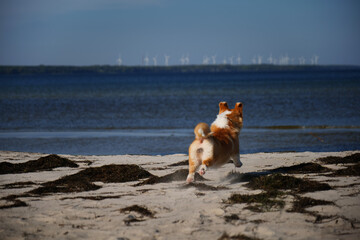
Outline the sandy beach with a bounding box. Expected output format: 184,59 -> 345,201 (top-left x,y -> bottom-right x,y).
0,150 -> 359,240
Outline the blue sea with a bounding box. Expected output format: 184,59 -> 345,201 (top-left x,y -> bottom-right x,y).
1,67 -> 360,155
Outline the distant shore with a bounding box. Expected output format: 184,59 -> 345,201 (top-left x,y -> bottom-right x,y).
0,150 -> 359,240
1,64 -> 360,76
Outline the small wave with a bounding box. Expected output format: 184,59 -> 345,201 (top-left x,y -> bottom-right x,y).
0,129 -> 194,139
248,125 -> 360,130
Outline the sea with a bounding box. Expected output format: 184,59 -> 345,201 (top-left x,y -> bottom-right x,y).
1,66 -> 360,155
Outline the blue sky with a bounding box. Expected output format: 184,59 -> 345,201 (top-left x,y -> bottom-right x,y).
0,0 -> 359,66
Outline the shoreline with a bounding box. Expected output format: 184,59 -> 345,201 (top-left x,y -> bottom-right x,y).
1,150 -> 359,240
2,65 -> 360,76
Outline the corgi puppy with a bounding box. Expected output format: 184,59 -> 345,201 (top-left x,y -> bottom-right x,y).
187,101 -> 243,183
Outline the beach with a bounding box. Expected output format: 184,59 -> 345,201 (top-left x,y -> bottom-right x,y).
1,150 -> 359,240
1,1 -> 360,239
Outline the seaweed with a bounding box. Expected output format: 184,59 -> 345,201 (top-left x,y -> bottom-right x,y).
329,163 -> 360,177
29,177 -> 101,195
245,173 -> 332,193
218,232 -> 261,240
61,195 -> 123,201
226,171 -> 270,184
287,196 -> 337,224
30,164 -> 153,195
2,181 -> 36,189
0,154 -> 79,174
182,182 -> 228,191
0,199 -> 28,209
224,214 -> 241,222
136,169 -> 206,186
250,219 -> 266,224
120,205 -> 154,217
289,196 -> 333,213
227,162 -> 331,185
318,153 -> 360,165
226,190 -> 285,212
123,215 -> 144,226
270,162 -> 332,174
69,164 -> 153,183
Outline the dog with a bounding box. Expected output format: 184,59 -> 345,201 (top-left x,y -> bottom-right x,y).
186,101 -> 243,183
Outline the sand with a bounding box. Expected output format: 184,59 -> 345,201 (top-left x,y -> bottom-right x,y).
0,150 -> 359,240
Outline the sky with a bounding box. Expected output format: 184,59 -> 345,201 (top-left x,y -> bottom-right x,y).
0,0 -> 360,66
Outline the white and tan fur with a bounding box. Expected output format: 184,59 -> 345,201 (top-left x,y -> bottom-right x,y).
186,102 -> 243,183
194,122 -> 210,143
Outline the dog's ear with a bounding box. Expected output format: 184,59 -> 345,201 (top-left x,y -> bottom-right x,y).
235,102 -> 243,114
219,101 -> 229,113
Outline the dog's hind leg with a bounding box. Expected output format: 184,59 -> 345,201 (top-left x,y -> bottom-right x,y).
198,157 -> 213,176
197,142 -> 214,176
187,147 -> 202,183
186,158 -> 198,183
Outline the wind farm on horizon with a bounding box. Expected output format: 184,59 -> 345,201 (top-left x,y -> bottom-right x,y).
116,53 -> 320,67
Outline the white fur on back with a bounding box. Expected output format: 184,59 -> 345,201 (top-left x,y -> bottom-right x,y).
211,110 -> 231,129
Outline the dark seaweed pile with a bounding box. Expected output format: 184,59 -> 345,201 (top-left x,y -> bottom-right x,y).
318,153 -> 360,164
120,205 -> 155,217
182,182 -> 228,191
226,190 -> 285,212
30,164 -> 153,195
289,196 -> 333,213
218,232 -> 261,240
245,173 -> 332,193
270,162 -> 332,174
330,163 -> 360,176
226,162 -> 332,184
0,154 -> 79,174
223,153 -> 360,217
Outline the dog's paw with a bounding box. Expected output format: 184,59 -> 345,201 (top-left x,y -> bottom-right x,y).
198,165 -> 207,176
186,173 -> 195,183
234,160 -> 243,168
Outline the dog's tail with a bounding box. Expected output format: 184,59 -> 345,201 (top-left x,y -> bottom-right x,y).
194,122 -> 210,143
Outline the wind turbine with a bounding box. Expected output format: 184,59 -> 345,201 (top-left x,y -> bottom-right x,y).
222,58 -> 227,65
257,55 -> 263,65
273,57 -> 277,65
202,55 -> 210,65
267,54 -> 273,64
229,56 -> 234,65
144,55 -> 149,66
152,56 -> 158,66
311,55 -> 319,65
164,54 -> 170,66
251,56 -> 257,64
116,55 -> 123,66
280,54 -> 289,65
180,55 -> 186,65
279,55 -> 283,65
211,55 -> 216,64
284,54 -> 290,65
184,54 -> 190,65
298,56 -> 306,65
236,55 -> 241,65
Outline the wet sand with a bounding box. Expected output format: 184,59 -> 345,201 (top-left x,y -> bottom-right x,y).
0,151 -> 359,240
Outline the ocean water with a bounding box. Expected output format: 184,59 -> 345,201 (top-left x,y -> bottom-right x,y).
1,68 -> 360,155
